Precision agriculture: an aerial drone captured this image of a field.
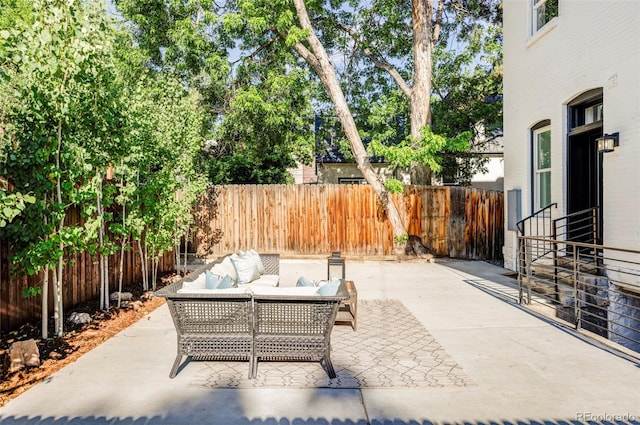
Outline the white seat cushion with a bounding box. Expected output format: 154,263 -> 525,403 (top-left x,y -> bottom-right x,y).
249,286 -> 318,296
176,287 -> 249,295
245,275 -> 279,287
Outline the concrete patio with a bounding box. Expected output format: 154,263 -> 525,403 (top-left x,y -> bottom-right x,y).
0,258 -> 638,424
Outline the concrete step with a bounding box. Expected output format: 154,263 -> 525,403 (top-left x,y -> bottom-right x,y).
521,275 -> 576,306
556,256 -> 599,274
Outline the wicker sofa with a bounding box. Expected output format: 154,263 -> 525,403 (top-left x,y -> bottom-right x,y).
156,253 -> 347,379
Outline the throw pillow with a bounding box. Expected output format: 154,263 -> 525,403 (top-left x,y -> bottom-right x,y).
248,249 -> 266,274
230,254 -> 261,284
316,279 -> 341,296
205,270 -> 220,289
238,249 -> 266,275
181,273 -> 206,289
213,257 -> 237,282
216,274 -> 236,289
296,276 -> 316,287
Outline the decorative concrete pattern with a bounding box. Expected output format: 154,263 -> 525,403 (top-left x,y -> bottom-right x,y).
190,299 -> 474,389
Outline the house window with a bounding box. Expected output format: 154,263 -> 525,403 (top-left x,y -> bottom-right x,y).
534,126 -> 552,209
338,177 -> 366,185
570,100 -> 603,130
532,0 -> 558,33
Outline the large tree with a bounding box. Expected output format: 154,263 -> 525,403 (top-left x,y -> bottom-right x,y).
115,0 -> 502,245
233,0 -> 501,242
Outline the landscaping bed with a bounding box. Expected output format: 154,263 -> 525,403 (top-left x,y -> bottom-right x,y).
0,277 -> 177,407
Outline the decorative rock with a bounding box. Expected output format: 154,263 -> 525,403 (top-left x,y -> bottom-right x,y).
68,312 -> 92,325
110,292 -> 133,301
128,301 -> 144,311
141,291 -> 155,301
8,339 -> 40,373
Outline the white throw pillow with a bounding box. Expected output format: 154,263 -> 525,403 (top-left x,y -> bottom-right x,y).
230,254 -> 261,284
212,257 -> 237,282
247,249 -> 266,274
176,287 -> 249,294
181,273 -> 206,289
205,270 -> 220,289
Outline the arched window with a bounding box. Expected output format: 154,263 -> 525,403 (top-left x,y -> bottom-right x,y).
532,120 -> 551,209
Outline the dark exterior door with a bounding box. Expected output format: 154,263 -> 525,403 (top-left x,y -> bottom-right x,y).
567,128 -> 602,244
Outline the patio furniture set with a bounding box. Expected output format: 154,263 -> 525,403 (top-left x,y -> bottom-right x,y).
156,252 -> 357,380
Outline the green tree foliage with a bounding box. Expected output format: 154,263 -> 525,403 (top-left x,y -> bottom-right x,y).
0,0 -> 34,35
431,7 -> 502,185
0,0 -> 207,334
204,67 -> 315,184
133,78 -> 207,290
115,0 -> 316,184
320,0 -> 503,186
0,190 -> 35,227
0,0 -> 128,335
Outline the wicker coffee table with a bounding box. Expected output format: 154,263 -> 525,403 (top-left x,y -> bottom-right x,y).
335,280 -> 357,331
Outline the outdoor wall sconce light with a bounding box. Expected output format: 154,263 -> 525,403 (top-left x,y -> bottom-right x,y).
327,251 -> 345,280
597,132 -> 619,153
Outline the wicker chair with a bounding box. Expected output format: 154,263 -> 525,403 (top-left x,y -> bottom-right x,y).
157,254 -> 347,380
158,275 -> 254,378
157,254 -> 279,378
251,284 -> 347,379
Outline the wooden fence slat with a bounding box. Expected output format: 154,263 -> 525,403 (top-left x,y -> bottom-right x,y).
191,185 -> 504,262
1,210 -> 176,332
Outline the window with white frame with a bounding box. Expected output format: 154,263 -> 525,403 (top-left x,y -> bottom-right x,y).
534,126 -> 552,209
532,0 -> 558,33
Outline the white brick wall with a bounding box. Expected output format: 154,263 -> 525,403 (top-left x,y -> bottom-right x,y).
503,0 -> 640,270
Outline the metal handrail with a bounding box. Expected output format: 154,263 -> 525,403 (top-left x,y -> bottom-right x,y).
516,202 -> 558,235
552,206 -> 600,245
517,234 -> 640,357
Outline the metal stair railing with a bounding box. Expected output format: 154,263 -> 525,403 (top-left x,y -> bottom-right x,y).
552,206 -> 600,254
517,202 -> 557,237
517,234 -> 640,357
516,203 -> 557,304
517,205 -> 602,304
517,202 -> 557,262
552,207 -> 602,293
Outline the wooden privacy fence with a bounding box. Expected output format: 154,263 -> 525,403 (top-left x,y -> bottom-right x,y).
193,184 -> 504,260
0,208 -> 175,332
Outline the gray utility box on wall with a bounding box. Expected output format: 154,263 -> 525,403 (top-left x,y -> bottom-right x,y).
507,189 -> 521,232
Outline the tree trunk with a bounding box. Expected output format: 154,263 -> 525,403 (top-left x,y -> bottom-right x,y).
55,117 -> 64,336
54,254 -> 64,336
117,193 -> 126,308
97,173 -> 109,310
175,242 -> 180,276
183,227 -> 189,276
292,0 -> 407,241
138,239 -> 148,291
151,256 -> 158,291
175,221 -> 181,275
41,193 -> 49,339
410,0 -> 434,185
118,238 -> 126,308
41,264 -> 49,339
